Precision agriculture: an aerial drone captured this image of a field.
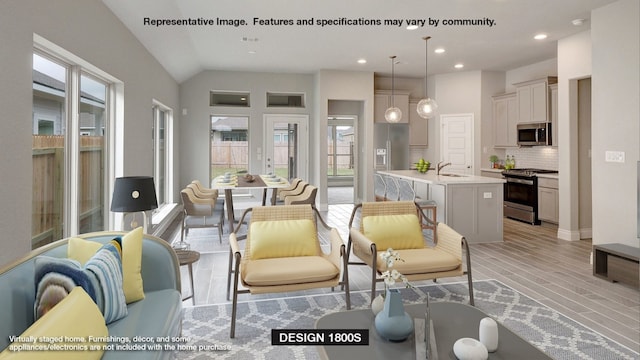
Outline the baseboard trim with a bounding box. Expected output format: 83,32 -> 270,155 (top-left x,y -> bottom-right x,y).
557,228 -> 581,241
580,227 -> 593,239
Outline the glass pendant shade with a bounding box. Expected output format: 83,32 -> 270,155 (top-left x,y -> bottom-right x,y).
417,97 -> 438,119
417,36 -> 437,119
385,107 -> 402,123
385,55 -> 402,123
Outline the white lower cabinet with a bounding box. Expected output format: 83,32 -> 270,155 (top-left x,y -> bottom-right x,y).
538,177 -> 558,223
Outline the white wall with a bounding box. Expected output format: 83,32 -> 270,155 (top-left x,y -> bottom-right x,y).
178,70 -> 314,191
427,71 -> 482,170
481,72 -> 507,168
557,30 -> 592,240
316,70 -> 375,209
505,58 -> 558,92
591,0 -> 640,247
0,0 -> 179,266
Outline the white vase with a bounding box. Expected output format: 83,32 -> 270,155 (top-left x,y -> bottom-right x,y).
371,294 -> 385,315
453,338 -> 488,360
479,317 -> 499,352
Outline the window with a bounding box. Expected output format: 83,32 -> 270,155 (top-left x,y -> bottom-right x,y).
32,50 -> 112,248
153,102 -> 173,207
210,91 -> 250,107
211,116 -> 249,178
266,92 -> 305,108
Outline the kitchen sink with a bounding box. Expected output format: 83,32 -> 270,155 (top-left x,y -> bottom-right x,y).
440,173 -> 465,177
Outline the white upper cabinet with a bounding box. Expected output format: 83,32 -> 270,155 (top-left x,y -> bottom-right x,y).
374,90 -> 410,123
514,77 -> 557,124
408,100 -> 428,146
492,92 -> 517,147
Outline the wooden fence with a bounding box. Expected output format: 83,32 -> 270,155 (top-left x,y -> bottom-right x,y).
32,135 -> 104,247
210,141 -> 354,168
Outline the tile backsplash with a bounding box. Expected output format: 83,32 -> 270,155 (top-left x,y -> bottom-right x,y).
505,147 -> 558,170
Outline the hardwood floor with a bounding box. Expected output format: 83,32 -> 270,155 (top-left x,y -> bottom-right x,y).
162,202 -> 640,353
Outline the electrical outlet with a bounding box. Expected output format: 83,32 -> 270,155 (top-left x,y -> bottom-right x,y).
483,192 -> 492,199
605,151 -> 625,163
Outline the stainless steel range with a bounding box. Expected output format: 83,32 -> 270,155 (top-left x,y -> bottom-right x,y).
502,168 -> 558,225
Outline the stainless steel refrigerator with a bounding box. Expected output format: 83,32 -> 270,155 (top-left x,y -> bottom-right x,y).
374,123 -> 409,170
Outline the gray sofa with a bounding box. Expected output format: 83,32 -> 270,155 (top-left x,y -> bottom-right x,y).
0,231 -> 182,360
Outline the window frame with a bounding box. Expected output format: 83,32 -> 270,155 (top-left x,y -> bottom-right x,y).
152,100 -> 174,211
33,35 -> 121,240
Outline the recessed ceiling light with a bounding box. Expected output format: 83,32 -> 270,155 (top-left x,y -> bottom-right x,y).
454,63 -> 464,69
534,33 -> 548,40
572,18 -> 586,26
406,25 -> 419,30
434,48 -> 445,54
357,58 -> 367,64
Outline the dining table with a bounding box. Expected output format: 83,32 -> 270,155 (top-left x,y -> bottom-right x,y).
211,174 -> 291,235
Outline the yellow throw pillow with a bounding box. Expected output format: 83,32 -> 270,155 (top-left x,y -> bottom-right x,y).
363,214 -> 424,250
121,227 -> 144,303
68,227 -> 145,304
0,287 -> 107,360
67,237 -> 101,265
249,219 -> 318,260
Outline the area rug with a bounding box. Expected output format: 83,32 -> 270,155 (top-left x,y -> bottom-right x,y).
177,280 -> 638,360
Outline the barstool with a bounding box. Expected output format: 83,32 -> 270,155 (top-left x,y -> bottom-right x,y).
382,175 -> 400,201
396,177 -> 438,243
374,173 -> 387,201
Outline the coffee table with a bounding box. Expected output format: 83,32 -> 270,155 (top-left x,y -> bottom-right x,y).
316,302 -> 552,359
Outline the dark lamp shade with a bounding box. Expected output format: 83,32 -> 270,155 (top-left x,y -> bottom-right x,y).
111,176 -> 158,212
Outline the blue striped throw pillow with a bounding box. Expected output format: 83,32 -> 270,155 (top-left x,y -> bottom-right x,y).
34,239 -> 128,324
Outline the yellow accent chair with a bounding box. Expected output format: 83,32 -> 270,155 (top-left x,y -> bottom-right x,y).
227,204 -> 351,338
346,201 -> 474,305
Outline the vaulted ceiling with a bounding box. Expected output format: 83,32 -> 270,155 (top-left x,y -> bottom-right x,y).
102,0 -> 617,83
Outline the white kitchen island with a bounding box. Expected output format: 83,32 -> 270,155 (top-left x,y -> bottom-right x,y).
378,170 -> 506,243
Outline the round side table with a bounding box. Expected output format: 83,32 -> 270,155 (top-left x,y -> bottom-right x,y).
174,249 -> 200,304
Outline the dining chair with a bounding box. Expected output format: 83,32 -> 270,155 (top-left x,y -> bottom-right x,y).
191,180 -> 219,199
277,179 -> 308,202
179,187 -> 225,246
284,185 -> 317,208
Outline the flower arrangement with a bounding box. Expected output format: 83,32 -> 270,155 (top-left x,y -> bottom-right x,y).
380,248 -> 413,293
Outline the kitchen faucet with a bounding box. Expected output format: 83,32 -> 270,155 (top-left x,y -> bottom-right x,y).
437,161 -> 451,175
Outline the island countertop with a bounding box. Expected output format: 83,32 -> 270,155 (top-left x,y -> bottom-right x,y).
377,170 -> 505,185
377,169 -> 504,243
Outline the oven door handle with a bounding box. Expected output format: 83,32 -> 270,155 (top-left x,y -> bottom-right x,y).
506,177 -> 534,185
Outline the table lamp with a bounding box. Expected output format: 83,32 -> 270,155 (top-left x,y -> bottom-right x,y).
111,176 -> 158,233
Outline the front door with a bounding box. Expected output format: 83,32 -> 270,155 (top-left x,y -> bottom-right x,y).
264,114 -> 308,180
440,114 -> 474,175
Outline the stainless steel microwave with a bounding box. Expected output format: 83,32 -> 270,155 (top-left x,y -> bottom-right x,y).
517,122 -> 552,146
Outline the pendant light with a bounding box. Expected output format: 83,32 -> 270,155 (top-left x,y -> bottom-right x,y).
384,55 -> 402,123
417,36 -> 438,119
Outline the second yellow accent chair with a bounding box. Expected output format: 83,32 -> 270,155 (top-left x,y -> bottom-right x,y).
346,201 -> 474,306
